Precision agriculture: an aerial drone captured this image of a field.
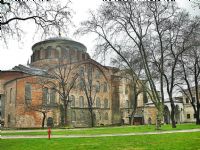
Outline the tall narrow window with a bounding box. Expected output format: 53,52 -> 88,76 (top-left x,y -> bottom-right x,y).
79,67 -> 84,77
50,88 -> 56,104
105,112 -> 108,120
8,114 -> 11,123
125,85 -> 128,94
9,88 -> 12,104
96,112 -> 101,121
79,96 -> 84,108
104,98 -> 108,108
185,98 -> 189,104
25,84 -> 32,104
96,97 -> 101,108
79,79 -> 84,91
42,87 -> 48,104
95,69 -> 100,79
72,111 -> 76,121
96,81 -> 100,93
103,82 -> 107,92
70,95 -> 75,107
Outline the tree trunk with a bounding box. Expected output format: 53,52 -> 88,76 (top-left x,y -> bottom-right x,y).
169,96 -> 176,128
130,110 -> 136,125
196,103 -> 200,125
42,112 -> 46,128
89,109 -> 94,127
155,104 -> 163,130
64,104 -> 67,125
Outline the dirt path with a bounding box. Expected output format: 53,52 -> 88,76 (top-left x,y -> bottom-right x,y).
1,129 -> 200,139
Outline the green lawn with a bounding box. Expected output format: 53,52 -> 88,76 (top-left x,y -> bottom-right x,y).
1,123 -> 200,136
1,132 -> 200,150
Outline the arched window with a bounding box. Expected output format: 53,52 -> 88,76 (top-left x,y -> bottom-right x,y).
72,111 -> 76,121
50,88 -> 56,104
103,82 -> 107,92
96,81 -> 100,93
105,112 -> 108,120
79,96 -> 84,108
96,97 -> 101,108
70,95 -> 75,107
104,98 -> 108,108
42,87 -> 49,104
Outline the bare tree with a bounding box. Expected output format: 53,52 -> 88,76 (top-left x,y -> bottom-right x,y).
77,1 -> 163,129
178,19 -> 200,124
146,2 -> 195,128
0,0 -> 72,45
44,58 -> 78,126
78,60 -> 108,127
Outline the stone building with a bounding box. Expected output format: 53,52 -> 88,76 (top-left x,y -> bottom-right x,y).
0,37 -> 145,128
0,37 -> 198,128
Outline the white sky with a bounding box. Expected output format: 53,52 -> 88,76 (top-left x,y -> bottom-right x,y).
0,0 -> 199,70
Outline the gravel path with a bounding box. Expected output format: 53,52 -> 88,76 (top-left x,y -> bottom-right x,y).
1,129 -> 200,139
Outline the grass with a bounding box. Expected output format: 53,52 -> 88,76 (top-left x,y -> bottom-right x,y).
1,123 -> 200,136
1,132 -> 200,150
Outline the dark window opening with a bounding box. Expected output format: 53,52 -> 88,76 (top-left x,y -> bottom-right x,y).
8,114 -> 10,123
79,96 -> 84,108
50,88 -> 56,104
104,98 -> 108,108
186,98 -> 189,104
25,84 -> 32,104
70,95 -> 75,107
42,87 -> 49,104
10,88 -> 12,104
187,114 -> 190,119
79,80 -> 84,91
103,82 -> 107,92
105,112 -> 108,120
82,53 -> 85,60
96,98 -> 101,108
96,81 -> 100,92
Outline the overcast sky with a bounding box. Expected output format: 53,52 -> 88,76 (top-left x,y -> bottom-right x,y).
0,0 -> 199,70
